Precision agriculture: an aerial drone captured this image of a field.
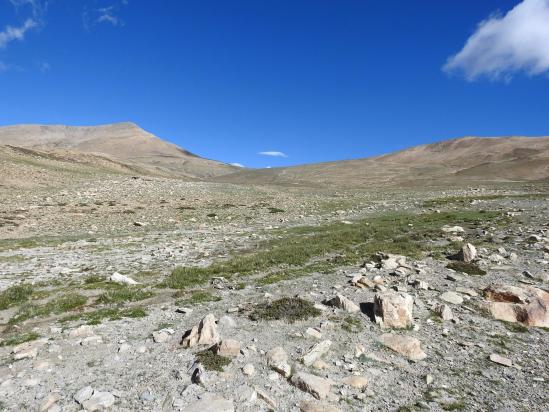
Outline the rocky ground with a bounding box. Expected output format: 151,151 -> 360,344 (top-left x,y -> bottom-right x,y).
0,176 -> 548,411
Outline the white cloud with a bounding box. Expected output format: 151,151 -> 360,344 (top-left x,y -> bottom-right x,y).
444,0 -> 549,80
258,151 -> 288,158
230,162 -> 245,168
84,2 -> 127,30
0,61 -> 9,72
0,18 -> 37,49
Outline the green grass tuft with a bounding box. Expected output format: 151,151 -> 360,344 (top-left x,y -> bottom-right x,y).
196,349 -> 231,371
176,290 -> 221,306
250,297 -> 321,323
97,287 -> 153,304
9,293 -> 87,324
341,316 -> 364,333
0,331 -> 40,347
0,284 -> 33,310
62,306 -> 147,325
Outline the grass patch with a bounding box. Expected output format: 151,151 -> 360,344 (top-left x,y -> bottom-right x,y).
501,321 -> 529,333
446,261 -> 486,276
341,316 -> 364,333
423,193 -> 548,208
97,287 -> 153,304
0,331 -> 40,347
162,210 -> 503,289
61,306 -> 147,325
250,297 -> 321,323
196,349 -> 231,372
176,290 -> 221,306
0,284 -> 33,310
268,207 -> 285,213
442,402 -> 466,411
9,293 -> 87,324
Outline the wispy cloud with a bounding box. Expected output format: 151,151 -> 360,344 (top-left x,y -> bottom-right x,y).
0,61 -> 9,72
84,2 -> 128,30
0,18 -> 37,49
444,0 -> 549,81
230,162 -> 245,168
258,151 -> 288,158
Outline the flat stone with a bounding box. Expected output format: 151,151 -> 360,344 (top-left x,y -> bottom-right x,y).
300,401 -> 342,412
215,339 -> 241,358
440,291 -> 463,305
342,375 -> 369,389
301,340 -> 332,366
291,372 -> 333,400
489,353 -> 513,367
378,333 -> 427,361
82,391 -> 116,411
182,397 -> 234,412
74,386 -> 94,404
325,294 -> 360,313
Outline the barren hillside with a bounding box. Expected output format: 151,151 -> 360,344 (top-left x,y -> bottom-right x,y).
216,136 -> 549,187
0,123 -> 238,180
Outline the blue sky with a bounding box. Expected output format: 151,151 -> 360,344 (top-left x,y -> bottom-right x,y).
0,0 -> 548,168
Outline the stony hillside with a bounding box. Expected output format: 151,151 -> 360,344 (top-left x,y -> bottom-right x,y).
0,123 -> 238,180
216,136 -> 549,187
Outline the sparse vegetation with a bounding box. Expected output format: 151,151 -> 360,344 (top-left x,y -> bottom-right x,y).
9,293 -> 87,324
0,284 -> 33,310
176,290 -> 221,306
61,306 -> 147,325
250,297 -> 321,323
164,210 -> 503,289
97,287 -> 153,304
423,193 -> 548,208
447,261 -> 486,276
196,349 -> 231,371
341,315 -> 364,333
501,321 -> 529,333
0,331 -> 40,347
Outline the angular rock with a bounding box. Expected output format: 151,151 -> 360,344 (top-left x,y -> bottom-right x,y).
489,353 -> 513,367
68,325 -> 94,338
457,243 -> 477,263
81,391 -> 115,411
12,339 -> 46,360
152,330 -> 170,343
432,303 -> 453,321
325,294 -> 360,313
291,372 -> 332,400
342,375 -> 369,389
300,401 -> 342,412
266,346 -> 291,377
255,387 -> 277,409
181,314 -> 220,348
215,339 -> 241,358
109,272 -> 139,285
440,291 -> 463,305
374,291 -> 413,329
378,333 -> 427,361
74,386 -> 94,404
483,284 -> 549,327
242,364 -> 255,376
182,396 -> 234,412
39,392 -> 61,412
300,340 -> 332,366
